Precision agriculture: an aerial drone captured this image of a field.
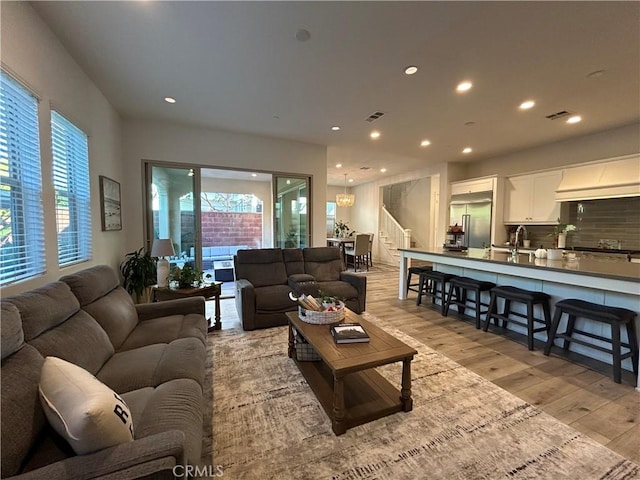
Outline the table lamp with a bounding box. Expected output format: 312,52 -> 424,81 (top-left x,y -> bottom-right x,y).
151,239 -> 175,288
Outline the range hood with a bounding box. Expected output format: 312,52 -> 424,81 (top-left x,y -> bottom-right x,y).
555,154 -> 640,201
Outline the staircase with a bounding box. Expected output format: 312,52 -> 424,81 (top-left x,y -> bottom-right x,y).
378,205 -> 412,265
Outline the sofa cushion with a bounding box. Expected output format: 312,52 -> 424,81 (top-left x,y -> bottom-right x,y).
1,302 -> 24,360
284,248 -> 305,275
118,313 -> 206,351
61,266 -> 139,350
7,281 -> 115,375
122,379 -> 203,466
236,248 -> 287,287
97,338 -> 206,393
1,343 -> 47,477
81,287 -> 140,350
60,265 -> 119,306
6,281 -> 81,342
288,273 -> 319,297
303,247 -> 344,282
316,280 -> 359,301
38,357 -> 135,456
255,285 -> 297,312
28,310 -> 115,376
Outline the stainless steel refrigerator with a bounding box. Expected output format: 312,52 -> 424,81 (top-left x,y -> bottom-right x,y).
449,191 -> 492,248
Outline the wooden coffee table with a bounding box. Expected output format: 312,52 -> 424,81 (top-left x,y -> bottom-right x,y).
286,309 -> 417,435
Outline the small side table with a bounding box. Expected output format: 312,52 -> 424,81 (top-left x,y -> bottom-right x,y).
152,282 -> 222,332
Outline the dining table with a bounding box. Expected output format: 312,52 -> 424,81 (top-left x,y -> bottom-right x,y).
326,237 -> 355,263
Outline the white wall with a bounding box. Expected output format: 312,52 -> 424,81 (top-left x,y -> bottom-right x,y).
466,123 -> 640,178
384,179 -> 431,249
1,2 -> 124,297
121,119 -> 328,251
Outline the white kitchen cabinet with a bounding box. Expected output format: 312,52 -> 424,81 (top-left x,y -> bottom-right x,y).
504,171 -> 562,224
450,177 -> 494,196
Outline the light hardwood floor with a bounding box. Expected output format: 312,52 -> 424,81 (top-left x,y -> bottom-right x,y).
211,263 -> 640,464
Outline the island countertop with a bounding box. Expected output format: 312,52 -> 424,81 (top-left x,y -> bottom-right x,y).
398,247 -> 640,299
399,247 -> 640,282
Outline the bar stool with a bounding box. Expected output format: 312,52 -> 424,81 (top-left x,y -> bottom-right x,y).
544,299 -> 639,384
483,286 -> 552,350
406,265 -> 433,295
416,271 -> 457,315
444,277 -> 496,329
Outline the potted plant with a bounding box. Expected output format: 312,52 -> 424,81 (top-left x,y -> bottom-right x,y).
120,247 -> 156,303
170,262 -> 211,288
334,220 -> 351,238
548,218 -> 577,248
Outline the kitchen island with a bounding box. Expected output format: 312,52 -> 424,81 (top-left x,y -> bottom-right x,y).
398,247 -> 640,385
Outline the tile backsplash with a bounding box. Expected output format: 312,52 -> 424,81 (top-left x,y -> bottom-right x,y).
567,197 -> 640,250
502,197 -> 640,250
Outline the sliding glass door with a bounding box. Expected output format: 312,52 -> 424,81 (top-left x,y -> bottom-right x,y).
144,165 -> 311,262
146,164 -> 200,268
274,175 -> 311,248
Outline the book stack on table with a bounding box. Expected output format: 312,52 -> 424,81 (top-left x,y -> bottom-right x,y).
330,323 -> 370,344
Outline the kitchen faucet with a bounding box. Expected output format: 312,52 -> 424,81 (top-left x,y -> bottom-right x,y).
513,225 -> 527,256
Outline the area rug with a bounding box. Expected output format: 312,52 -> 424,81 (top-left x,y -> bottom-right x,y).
203,313 -> 639,479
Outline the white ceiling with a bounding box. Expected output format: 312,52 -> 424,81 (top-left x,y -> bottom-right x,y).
31,1 -> 640,186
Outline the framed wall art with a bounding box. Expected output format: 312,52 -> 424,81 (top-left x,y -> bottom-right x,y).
99,175 -> 122,231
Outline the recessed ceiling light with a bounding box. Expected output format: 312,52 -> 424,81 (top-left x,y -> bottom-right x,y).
164,97 -> 176,104
295,29 -> 311,42
251,173 -> 257,177
336,163 -> 342,168
566,115 -> 582,124
331,126 -> 341,131
380,168 -> 387,173
420,139 -> 431,147
462,147 -> 473,154
456,81 -> 472,93
348,178 -> 354,183
370,131 -> 381,139
519,100 -> 535,110
404,65 -> 418,75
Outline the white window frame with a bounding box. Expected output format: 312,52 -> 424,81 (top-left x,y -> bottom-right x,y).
0,71 -> 45,285
51,110 -> 92,266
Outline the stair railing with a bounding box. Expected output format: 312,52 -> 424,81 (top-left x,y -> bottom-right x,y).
379,205 -> 411,261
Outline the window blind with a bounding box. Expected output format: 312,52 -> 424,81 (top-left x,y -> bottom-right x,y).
0,71 -> 45,285
51,110 -> 92,266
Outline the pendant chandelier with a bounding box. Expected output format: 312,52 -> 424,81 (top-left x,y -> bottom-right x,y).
336,173 -> 355,207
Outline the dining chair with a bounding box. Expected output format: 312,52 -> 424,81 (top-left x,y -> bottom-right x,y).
366,232 -> 374,267
344,233 -> 370,272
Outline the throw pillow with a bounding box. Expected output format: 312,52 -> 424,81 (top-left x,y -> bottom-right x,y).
38,356 -> 134,455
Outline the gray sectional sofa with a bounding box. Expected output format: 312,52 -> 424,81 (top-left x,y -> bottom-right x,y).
1,265 -> 209,479
234,247 -> 367,330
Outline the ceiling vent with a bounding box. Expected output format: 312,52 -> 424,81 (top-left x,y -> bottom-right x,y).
365,111 -> 385,122
545,110 -> 571,120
